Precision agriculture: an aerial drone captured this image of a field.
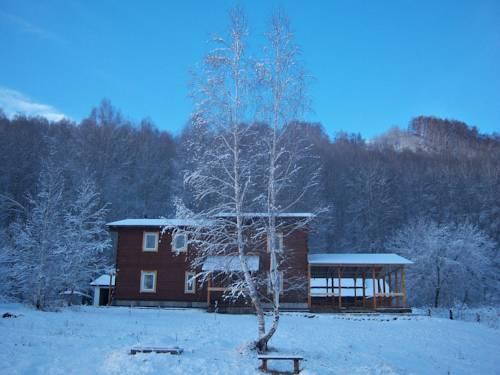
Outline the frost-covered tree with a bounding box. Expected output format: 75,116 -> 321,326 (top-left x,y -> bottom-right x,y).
60,178 -> 111,297
251,10 -> 317,350
6,158 -> 66,309
186,6 -> 269,350
385,218 -> 497,307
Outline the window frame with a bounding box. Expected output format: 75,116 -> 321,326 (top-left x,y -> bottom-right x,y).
172,232 -> 188,253
142,231 -> 159,252
184,272 -> 196,294
267,232 -> 284,253
140,270 -> 157,293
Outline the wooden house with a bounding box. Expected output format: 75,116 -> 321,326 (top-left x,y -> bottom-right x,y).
107,215 -> 412,312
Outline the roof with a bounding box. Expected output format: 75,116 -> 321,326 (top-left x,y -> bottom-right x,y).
202,256 -> 260,272
90,274 -> 116,286
308,253 -> 413,266
216,212 -> 314,218
107,218 -> 205,228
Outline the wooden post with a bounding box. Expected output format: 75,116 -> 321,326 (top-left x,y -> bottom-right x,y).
338,267 -> 342,309
307,264 -> 312,309
362,271 -> 366,307
395,269 -> 399,307
388,271 -> 392,307
108,273 -> 113,306
207,275 -> 211,308
382,273 -> 386,307
372,267 -> 377,309
402,267 -> 407,307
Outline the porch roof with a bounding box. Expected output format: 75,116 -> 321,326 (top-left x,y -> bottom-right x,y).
202,256 -> 260,272
308,253 -> 413,266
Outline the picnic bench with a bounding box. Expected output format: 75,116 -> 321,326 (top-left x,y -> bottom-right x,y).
129,346 -> 183,355
258,354 -> 304,374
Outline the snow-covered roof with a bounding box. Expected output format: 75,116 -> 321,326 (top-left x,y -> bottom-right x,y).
308,253 -> 413,265
90,274 -> 116,286
216,212 -> 314,218
107,218 -> 205,228
60,290 -> 92,298
202,256 -> 260,272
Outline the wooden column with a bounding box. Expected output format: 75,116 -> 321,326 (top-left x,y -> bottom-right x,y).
394,269 -> 399,307
372,267 -> 377,309
402,267 -> 407,307
108,273 -> 113,306
388,272 -> 392,307
307,264 -> 312,309
362,271 -> 366,307
207,275 -> 211,308
382,273 -> 386,307
338,267 -> 342,309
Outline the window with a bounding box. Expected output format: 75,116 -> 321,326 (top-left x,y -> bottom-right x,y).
267,271 -> 284,294
172,233 -> 188,253
267,232 -> 283,253
184,272 -> 196,294
142,232 -> 159,252
140,270 -> 157,293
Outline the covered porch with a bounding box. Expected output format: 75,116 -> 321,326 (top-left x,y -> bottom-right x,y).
308,253 -> 413,313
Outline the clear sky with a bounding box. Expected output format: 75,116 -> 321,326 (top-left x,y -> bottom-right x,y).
0,0 -> 499,138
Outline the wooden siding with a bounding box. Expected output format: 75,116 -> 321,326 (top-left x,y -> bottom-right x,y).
113,223 -> 309,305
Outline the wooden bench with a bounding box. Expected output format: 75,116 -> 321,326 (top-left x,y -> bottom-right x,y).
129,346 -> 183,355
258,354 -> 304,374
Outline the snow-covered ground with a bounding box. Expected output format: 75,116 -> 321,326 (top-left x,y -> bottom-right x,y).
0,303 -> 498,374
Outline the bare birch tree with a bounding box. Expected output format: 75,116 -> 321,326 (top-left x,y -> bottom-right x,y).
185,7 -> 271,350
252,10 -> 318,350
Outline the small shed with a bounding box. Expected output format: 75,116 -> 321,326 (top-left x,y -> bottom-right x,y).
90,274 -> 115,306
308,253 -> 413,312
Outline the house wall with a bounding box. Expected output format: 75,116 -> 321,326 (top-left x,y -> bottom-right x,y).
113,223 -> 309,307
114,227 -> 207,303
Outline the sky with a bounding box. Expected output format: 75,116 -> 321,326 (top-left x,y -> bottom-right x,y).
0,0 -> 499,139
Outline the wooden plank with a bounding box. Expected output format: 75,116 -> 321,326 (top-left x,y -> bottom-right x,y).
258,355 -> 304,360
130,346 -> 183,355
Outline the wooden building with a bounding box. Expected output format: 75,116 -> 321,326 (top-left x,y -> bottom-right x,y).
107,216 -> 412,312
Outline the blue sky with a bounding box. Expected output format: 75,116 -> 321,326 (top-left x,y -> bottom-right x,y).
0,1 -> 498,138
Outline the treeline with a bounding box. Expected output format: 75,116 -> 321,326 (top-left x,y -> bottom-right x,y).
0,101 -> 499,306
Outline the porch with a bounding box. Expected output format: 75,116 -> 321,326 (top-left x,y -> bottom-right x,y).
308,253 -> 413,313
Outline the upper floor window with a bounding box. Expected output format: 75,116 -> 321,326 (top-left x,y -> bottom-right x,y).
140,270 -> 157,293
143,232 -> 159,252
267,232 -> 283,253
172,232 -> 188,253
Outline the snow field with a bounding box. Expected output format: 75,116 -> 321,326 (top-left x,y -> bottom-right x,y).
0,304 -> 498,374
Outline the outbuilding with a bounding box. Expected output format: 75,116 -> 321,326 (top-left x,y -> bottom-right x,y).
90,274 -> 115,306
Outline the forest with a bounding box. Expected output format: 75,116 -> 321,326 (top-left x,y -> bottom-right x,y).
0,101 -> 498,308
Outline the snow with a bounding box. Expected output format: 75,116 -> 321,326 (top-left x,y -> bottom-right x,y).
308,253 -> 413,265
215,212 -> 314,218
90,275 -> 116,287
202,256 -> 260,272
0,303 -> 498,374
107,219 -> 206,228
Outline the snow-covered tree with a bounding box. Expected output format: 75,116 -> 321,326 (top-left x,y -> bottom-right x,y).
251,10 -> 318,350
385,218 -> 497,307
6,158 -> 66,309
185,6 -> 279,351
60,178 -> 111,297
